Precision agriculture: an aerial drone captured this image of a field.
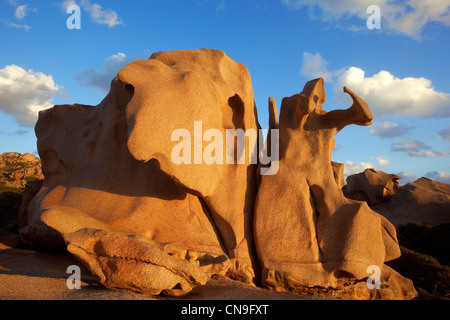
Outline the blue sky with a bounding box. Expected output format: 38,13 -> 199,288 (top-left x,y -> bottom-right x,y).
0,0 -> 449,184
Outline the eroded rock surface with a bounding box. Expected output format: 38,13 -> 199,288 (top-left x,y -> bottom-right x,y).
64,228 -> 228,296
0,152 -> 43,188
18,49 -> 417,299
344,169 -> 401,206
372,177 -> 450,227
254,78 -> 417,299
20,49 -> 260,294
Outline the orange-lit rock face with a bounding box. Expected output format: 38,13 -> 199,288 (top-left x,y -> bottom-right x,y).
254,78 -> 416,299
23,49 -> 260,290
20,50 -> 417,299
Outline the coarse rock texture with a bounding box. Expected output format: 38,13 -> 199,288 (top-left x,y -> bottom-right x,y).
331,161 -> 345,190
17,49 -> 417,299
0,152 -> 43,188
20,49 -> 259,295
254,78 -> 417,300
63,228 -> 227,296
344,169 -> 401,206
372,178 -> 450,227
0,244 -> 316,300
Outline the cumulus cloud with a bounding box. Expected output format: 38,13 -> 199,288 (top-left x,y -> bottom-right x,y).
343,160 -> 374,179
335,67 -> 450,118
300,52 -> 344,83
369,121 -> 415,139
0,64 -> 66,127
376,156 -> 390,167
342,157 -> 390,180
300,52 -> 450,118
62,0 -> 123,27
281,0 -> 450,39
76,52 -> 138,92
437,125 -> 450,142
391,139 -> 445,157
424,171 -> 450,184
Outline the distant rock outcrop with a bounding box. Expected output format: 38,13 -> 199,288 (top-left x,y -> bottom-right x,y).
372,177 -> 450,227
343,169 -> 450,227
344,169 -> 401,206
0,152 -> 43,189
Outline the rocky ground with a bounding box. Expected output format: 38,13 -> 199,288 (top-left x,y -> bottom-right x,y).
0,153 -> 449,300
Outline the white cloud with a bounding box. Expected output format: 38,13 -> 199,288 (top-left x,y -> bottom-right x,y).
300,52 -> 450,119
281,0 -> 450,39
13,4 -> 36,19
3,1 -> 36,29
335,67 -> 450,118
342,157 -> 390,180
63,0 -> 123,27
425,171 -> 450,184
386,0 -> 450,39
343,160 -> 374,179
376,156 -> 390,167
391,139 -> 445,157
369,121 -> 415,139
15,5 -> 27,19
0,65 -> 66,127
3,21 -> 31,30
62,0 -> 77,9
300,52 -> 344,83
76,52 -> 136,92
438,125 -> 450,142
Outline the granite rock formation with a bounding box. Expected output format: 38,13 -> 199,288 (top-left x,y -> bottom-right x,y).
64,228 -> 221,296
344,169 -> 401,206
254,78 -> 417,299
0,152 -> 43,189
21,49 -> 259,294
343,169 -> 450,227
19,49 -> 417,299
372,177 -> 450,227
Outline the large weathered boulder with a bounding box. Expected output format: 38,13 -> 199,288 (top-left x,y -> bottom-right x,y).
254,78 -> 417,299
344,168 -> 401,206
20,49 -> 260,294
63,228 -> 227,296
372,177 -> 450,227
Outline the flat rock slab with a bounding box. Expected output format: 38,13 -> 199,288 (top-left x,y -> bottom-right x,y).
0,248 -> 318,300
